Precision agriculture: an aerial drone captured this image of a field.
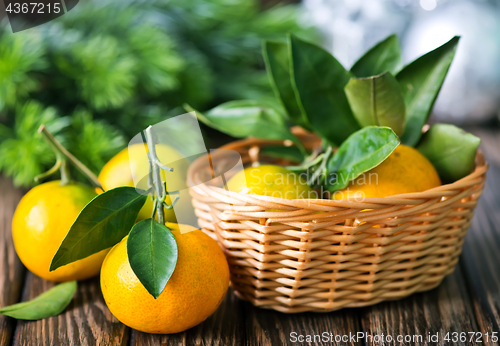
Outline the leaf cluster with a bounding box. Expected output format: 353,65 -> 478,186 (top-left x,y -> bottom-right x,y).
192,34 -> 480,187
50,185 -> 177,299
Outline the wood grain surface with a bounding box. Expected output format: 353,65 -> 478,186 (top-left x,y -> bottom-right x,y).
0,177 -> 25,346
0,129 -> 499,346
244,301 -> 362,346
461,163 -> 500,346
13,274 -> 129,346
360,269 -> 480,346
130,290 -> 245,346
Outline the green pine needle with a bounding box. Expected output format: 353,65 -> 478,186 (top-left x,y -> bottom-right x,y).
53,33 -> 136,110
0,101 -> 68,187
0,31 -> 47,109
68,109 -> 125,174
0,0 -> 318,187
127,25 -> 185,96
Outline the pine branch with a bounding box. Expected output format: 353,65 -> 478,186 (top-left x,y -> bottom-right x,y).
0,101 -> 69,187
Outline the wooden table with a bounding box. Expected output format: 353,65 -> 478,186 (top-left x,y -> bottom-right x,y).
1,128 -> 499,346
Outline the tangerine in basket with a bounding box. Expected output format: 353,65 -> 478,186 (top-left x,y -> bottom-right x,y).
98,143 -> 190,221
100,223 -> 229,334
12,181 -> 108,282
332,145 -> 441,200
226,164 -> 314,199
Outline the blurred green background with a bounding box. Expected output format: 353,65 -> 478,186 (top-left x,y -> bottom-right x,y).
1,0 -> 499,188
0,0 -> 317,187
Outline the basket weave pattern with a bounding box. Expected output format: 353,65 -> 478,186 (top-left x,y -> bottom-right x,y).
188,132 -> 488,313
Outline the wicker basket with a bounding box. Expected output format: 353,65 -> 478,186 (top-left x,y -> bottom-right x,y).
187,129 -> 488,313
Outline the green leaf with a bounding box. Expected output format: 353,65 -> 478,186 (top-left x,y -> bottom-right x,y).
0,281 -> 76,320
345,72 -> 406,136
350,34 -> 402,77
289,34 -> 360,146
50,187 -> 147,271
127,219 -> 178,299
262,40 -> 311,130
260,145 -> 305,163
186,101 -> 303,149
397,36 -> 460,146
416,124 -> 480,183
327,126 -> 400,191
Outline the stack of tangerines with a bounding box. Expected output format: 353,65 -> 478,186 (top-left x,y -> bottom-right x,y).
10,142 -> 228,334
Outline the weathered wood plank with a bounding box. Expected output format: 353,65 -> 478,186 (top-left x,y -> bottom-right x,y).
12,274 -> 129,346
357,128 -> 499,346
130,288 -> 246,346
2,127 -> 499,345
359,269 -> 479,346
461,162 -> 500,346
244,301 -> 362,346
0,177 -> 26,346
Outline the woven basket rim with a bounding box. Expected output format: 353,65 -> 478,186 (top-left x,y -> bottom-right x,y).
187,135 -> 488,208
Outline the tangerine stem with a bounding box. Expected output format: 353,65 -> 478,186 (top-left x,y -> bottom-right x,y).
286,148 -> 323,172
34,158 -> 62,183
307,146 -> 332,186
38,125 -> 103,190
144,126 -> 166,224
